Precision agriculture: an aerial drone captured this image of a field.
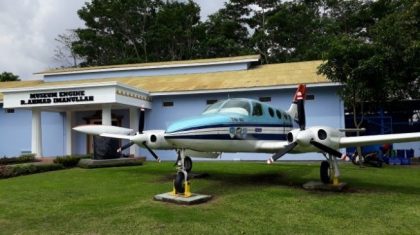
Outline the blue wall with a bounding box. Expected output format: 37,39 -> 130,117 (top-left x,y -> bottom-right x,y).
0,86 -> 346,160
0,105 -> 64,157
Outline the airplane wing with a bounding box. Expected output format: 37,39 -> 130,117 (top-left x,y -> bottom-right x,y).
256,141 -> 291,153
339,132 -> 420,148
100,133 -> 134,140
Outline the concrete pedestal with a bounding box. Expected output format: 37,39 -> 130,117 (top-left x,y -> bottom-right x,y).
302,181 -> 348,192
154,192 -> 212,205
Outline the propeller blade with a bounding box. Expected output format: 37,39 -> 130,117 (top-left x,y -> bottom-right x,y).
142,142 -> 161,162
297,99 -> 306,130
310,140 -> 343,158
117,141 -> 134,153
267,142 -> 297,164
139,108 -> 145,133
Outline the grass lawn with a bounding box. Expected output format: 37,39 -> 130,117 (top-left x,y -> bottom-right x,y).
1,161 -> 419,234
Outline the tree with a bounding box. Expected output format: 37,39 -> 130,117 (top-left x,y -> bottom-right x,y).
195,1 -> 252,58
54,30 -> 84,67
318,0 -> 420,164
148,0 -> 202,61
0,72 -> 20,82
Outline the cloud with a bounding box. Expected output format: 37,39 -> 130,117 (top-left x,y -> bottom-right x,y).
0,0 -> 87,80
0,0 -> 225,81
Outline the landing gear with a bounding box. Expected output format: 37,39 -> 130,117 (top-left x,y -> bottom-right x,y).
320,161 -> 331,184
174,171 -> 186,193
320,153 -> 341,185
184,156 -> 193,173
172,149 -> 192,197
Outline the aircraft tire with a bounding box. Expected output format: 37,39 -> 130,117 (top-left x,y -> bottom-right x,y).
320,161 -> 331,184
174,171 -> 185,194
184,156 -> 193,173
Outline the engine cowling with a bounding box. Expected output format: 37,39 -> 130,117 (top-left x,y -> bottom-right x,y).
287,126 -> 343,152
142,130 -> 173,149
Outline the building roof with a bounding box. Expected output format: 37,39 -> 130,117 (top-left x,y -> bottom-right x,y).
0,80 -> 43,101
36,54 -> 261,75
0,60 -> 330,101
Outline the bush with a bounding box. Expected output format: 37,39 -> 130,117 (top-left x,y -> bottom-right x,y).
0,154 -> 37,165
53,155 -> 83,168
0,163 -> 64,178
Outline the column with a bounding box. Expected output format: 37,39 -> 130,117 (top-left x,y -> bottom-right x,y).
129,108 -> 139,156
102,104 -> 112,125
31,109 -> 43,159
65,111 -> 74,155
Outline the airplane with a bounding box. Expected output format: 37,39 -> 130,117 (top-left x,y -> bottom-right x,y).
74,84 -> 420,195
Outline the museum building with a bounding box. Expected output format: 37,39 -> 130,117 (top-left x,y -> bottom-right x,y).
0,55 -> 346,160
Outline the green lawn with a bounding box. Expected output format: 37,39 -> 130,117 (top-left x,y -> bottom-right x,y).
1,162 -> 419,234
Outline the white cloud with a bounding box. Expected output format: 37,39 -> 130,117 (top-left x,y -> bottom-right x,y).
0,0 -> 87,80
0,0 -> 225,81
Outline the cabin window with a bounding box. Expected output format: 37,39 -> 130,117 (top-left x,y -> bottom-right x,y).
5,109 -> 14,113
206,99 -> 218,105
252,102 -> 263,116
259,97 -> 271,102
276,110 -> 282,119
268,107 -> 274,117
163,101 -> 174,107
202,100 -> 225,114
219,100 -> 251,116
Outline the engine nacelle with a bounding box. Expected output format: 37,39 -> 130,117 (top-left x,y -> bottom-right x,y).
143,130 -> 174,150
287,126 -> 344,151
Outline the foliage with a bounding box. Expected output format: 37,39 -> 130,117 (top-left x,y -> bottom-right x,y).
54,30 -> 84,67
53,155 -> 83,168
78,157 -> 144,168
0,163 -> 64,178
0,154 -> 36,165
0,72 -> 20,82
0,162 -> 420,234
318,0 -> 419,137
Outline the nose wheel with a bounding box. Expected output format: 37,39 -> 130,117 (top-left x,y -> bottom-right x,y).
320,154 -> 341,185
172,149 -> 192,197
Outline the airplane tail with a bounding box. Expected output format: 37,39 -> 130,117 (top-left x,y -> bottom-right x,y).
287,84 -> 307,130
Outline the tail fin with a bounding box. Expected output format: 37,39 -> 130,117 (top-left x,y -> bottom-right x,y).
287,84 -> 307,129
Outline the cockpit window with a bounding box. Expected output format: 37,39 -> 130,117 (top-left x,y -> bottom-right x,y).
202,100 -> 225,115
252,102 -> 263,116
219,100 -> 251,116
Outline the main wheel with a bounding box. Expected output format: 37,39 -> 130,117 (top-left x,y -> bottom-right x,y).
174,171 -> 185,194
184,156 -> 193,173
320,161 -> 331,184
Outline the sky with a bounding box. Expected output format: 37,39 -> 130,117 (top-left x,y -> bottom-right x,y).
0,0 -> 226,80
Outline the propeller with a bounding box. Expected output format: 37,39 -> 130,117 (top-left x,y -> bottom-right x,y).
267,142 -> 297,164
309,140 -> 343,158
295,84 -> 306,130
267,84 -> 345,164
117,108 -> 161,162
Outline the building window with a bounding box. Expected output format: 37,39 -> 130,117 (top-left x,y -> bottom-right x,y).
259,97 -> 271,102
5,109 -> 14,113
206,99 -> 218,105
306,94 -> 315,100
163,101 -> 174,107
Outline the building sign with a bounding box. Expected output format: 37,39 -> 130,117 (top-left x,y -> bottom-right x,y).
20,90 -> 94,105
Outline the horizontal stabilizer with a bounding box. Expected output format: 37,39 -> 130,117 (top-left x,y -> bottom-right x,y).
339,132 -> 420,148
73,125 -> 134,136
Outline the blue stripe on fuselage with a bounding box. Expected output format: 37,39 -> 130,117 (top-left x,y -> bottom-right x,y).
165,133 -> 288,141
165,123 -> 292,133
